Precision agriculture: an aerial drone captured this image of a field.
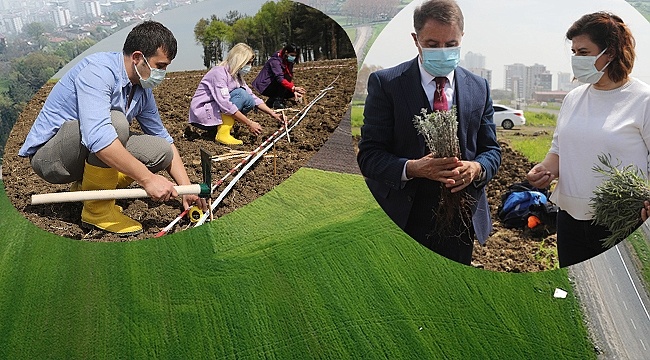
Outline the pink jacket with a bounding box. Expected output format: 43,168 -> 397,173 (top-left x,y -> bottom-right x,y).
188,65 -> 263,126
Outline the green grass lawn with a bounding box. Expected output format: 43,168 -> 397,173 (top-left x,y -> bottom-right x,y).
0,170 -> 594,359
351,104 -> 363,137
627,229 -> 650,289
524,111 -> 557,127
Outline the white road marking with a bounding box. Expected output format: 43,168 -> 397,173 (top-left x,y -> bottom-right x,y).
616,245 -> 650,322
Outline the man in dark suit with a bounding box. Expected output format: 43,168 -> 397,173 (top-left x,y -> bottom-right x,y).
357,0 -> 501,265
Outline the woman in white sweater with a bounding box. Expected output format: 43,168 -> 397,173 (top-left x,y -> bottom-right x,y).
527,12 -> 650,267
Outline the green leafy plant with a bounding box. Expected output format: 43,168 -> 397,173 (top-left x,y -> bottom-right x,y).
590,153 -> 650,248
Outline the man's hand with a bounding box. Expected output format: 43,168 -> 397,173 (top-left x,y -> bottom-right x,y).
445,161 -> 482,193
140,174 -> 178,202
406,154 -> 461,184
183,194 -> 208,212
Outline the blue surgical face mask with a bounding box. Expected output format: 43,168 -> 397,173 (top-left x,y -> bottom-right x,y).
418,40 -> 461,77
287,55 -> 296,63
238,64 -> 252,76
134,55 -> 166,89
571,48 -> 610,84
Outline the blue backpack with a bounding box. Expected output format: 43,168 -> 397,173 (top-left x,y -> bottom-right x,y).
498,181 -> 557,230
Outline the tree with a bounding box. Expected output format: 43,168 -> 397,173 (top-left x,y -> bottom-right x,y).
205,19 -> 233,65
23,22 -> 54,50
0,91 -> 20,158
53,38 -> 97,62
195,0 -> 357,65
223,10 -> 245,26
8,52 -> 65,104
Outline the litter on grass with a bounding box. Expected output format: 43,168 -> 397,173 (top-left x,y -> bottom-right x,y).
553,288 -> 568,299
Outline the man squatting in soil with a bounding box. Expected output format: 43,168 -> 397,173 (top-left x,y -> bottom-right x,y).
357,0 -> 501,265
18,21 -> 208,236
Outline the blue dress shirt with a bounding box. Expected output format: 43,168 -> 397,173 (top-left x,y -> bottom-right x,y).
19,52 -> 173,157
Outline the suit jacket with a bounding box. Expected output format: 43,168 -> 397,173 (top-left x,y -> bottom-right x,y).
357,57 -> 501,244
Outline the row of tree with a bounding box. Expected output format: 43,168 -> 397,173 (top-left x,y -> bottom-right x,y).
193,0 -> 355,69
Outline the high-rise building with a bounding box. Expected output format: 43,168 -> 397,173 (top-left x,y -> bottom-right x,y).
505,63 -> 552,100
534,72 -> 552,92
52,5 -> 71,27
504,63 -> 526,99
525,63 -> 548,99
557,71 -> 579,91
3,13 -> 23,34
83,0 -> 101,17
467,67 -> 492,88
461,51 -> 491,88
464,51 -> 485,69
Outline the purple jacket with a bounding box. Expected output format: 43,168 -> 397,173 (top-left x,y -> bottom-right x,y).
252,50 -> 294,94
188,65 -> 262,127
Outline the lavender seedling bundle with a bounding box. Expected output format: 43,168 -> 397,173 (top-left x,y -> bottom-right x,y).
412,108 -> 460,158
590,153 -> 650,248
412,107 -> 473,237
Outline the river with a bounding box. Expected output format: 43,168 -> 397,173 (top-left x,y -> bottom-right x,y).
54,0 -> 267,78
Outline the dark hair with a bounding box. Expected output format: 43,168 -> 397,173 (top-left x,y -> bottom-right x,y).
566,12 -> 635,83
281,43 -> 300,63
413,0 -> 464,34
283,43 -> 298,54
123,21 -> 177,60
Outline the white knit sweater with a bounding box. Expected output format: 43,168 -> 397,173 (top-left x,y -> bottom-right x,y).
549,77 -> 650,220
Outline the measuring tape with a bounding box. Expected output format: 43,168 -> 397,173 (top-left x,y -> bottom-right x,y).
188,206 -> 204,223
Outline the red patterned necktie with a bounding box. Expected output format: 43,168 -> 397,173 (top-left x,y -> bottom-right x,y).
433,77 -> 448,111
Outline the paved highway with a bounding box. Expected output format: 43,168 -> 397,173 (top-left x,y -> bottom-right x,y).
570,239 -> 650,359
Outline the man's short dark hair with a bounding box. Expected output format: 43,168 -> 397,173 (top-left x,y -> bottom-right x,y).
123,21 -> 177,60
413,0 -> 464,34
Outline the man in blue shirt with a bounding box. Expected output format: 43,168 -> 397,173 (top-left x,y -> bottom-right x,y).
19,21 -> 207,236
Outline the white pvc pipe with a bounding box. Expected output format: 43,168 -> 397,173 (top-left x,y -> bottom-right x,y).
192,87 -> 334,227
31,184 -> 203,205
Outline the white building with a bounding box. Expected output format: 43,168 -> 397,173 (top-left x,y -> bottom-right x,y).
3,13 -> 23,34
83,0 -> 101,17
51,5 -> 71,27
463,51 -> 486,69
504,63 -> 526,99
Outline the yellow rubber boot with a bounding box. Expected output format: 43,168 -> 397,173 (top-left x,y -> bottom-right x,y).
72,172 -> 132,191
69,180 -> 82,192
116,172 -> 134,189
71,179 -> 124,212
215,114 -> 243,145
80,163 -> 143,236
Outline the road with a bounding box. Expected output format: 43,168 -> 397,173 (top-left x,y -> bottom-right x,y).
523,106 -> 560,115
570,239 -> 650,359
352,25 -> 372,65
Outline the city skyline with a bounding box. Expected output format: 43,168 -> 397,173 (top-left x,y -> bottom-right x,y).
363,0 -> 650,90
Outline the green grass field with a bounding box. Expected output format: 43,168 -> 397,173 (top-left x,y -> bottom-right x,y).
351,104 -> 363,136
0,169 -> 594,359
627,230 -> 650,289
524,111 -> 557,127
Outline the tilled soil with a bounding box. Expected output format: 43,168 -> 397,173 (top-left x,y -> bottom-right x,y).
473,139 -> 558,272
3,57 -> 557,272
3,59 -> 357,242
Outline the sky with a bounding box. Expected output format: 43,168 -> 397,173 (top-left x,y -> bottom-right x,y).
363,0 -> 650,89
